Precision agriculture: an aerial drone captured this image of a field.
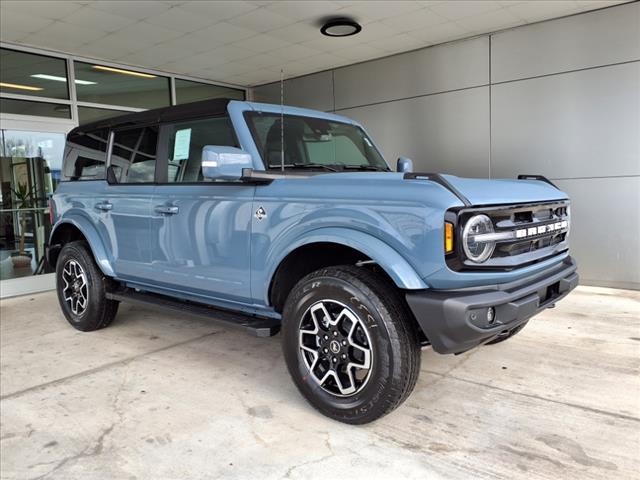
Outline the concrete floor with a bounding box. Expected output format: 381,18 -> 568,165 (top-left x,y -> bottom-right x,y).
0,286 -> 638,480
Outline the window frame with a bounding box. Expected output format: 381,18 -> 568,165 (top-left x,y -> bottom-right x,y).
106,123 -> 161,185
61,127 -> 110,182
153,114 -> 242,186
104,114 -> 246,186
243,111 -> 389,171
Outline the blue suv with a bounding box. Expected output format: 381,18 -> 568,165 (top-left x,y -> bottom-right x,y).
48,98 -> 578,424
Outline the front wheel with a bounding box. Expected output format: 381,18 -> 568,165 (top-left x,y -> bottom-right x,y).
56,241 -> 119,331
282,266 -> 421,424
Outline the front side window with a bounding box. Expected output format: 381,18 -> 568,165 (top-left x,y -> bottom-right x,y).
63,129 -> 109,181
163,116 -> 238,183
245,112 -> 389,171
111,126 -> 158,183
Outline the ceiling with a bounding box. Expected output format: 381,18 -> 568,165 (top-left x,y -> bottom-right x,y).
0,0 -> 626,87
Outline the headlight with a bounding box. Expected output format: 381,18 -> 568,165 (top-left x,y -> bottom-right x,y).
462,214 -> 495,263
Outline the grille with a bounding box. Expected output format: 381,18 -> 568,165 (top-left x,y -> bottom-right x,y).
450,201 -> 570,271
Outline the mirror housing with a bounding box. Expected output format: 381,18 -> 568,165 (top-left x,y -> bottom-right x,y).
201,146 -> 253,181
397,156 -> 414,173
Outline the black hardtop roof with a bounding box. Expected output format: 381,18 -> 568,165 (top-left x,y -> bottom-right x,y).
70,97 -> 234,135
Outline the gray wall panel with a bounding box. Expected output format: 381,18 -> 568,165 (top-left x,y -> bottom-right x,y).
555,177 -> 640,290
340,87 -> 490,177
251,70 -> 334,111
491,61 -> 640,179
333,37 -> 488,111
249,3 -> 639,289
492,2 -> 640,83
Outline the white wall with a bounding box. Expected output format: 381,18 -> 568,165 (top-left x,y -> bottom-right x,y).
252,3 -> 640,290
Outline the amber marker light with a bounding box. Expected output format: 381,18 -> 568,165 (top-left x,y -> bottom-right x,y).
92,65 -> 156,78
0,82 -> 43,91
445,222 -> 454,254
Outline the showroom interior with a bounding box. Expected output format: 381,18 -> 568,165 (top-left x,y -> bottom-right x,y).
0,0 -> 638,479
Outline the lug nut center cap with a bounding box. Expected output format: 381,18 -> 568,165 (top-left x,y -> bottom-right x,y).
329,340 -> 341,354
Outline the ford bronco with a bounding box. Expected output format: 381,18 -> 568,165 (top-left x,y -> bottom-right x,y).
48,98 -> 578,424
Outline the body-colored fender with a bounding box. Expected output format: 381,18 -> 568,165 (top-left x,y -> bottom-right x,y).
50,215 -> 115,277
257,227 -> 428,306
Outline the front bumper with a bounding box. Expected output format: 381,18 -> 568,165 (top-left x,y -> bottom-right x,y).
406,256 -> 578,354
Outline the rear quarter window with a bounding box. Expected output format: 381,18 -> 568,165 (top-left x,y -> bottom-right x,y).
62,128 -> 109,181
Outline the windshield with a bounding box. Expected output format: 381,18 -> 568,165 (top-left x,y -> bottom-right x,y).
245,112 -> 389,171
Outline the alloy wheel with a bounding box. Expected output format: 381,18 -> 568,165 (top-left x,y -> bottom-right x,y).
298,300 -> 373,397
62,259 -> 89,316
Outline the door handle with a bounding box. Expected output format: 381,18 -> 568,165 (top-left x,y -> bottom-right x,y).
95,201 -> 113,211
154,205 -> 179,215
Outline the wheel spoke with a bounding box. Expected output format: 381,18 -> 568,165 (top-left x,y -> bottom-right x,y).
298,299 -> 373,397
310,302 -> 333,329
335,372 -> 356,395
60,260 -> 89,317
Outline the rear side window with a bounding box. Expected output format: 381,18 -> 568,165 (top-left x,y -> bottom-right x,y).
111,126 -> 158,183
63,129 -> 109,180
163,116 -> 238,183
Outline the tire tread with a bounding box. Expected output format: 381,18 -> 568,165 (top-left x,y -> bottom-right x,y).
56,241 -> 119,331
282,264 -> 421,424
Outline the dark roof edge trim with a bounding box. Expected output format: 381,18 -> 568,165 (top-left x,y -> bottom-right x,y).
71,98 -> 233,134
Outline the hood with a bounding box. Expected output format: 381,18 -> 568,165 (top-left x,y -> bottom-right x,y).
437,175 -> 567,206
268,171 -> 567,207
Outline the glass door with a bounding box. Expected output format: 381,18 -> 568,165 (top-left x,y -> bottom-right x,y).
0,125 -> 69,296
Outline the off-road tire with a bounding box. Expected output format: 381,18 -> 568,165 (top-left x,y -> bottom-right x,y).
56,241 -> 119,331
282,265 -> 421,424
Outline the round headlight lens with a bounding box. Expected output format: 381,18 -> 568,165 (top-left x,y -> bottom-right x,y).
462,214 -> 495,263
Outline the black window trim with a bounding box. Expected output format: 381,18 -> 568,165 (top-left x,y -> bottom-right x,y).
153,114 -> 243,186
60,128 -> 110,182
242,110 -> 388,171
102,113 -> 254,187
106,123 -> 160,186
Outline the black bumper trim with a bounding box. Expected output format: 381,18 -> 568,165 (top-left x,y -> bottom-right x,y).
406,256 -> 578,354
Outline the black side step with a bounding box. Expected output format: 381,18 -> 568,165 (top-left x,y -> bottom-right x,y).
106,289 -> 280,338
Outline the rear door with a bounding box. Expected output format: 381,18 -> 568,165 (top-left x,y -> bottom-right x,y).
149,116 -> 254,304
100,125 -> 158,282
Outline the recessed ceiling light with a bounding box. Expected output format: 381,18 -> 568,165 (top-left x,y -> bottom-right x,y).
320,17 -> 362,37
31,74 -> 96,85
93,65 -> 156,78
0,82 -> 43,91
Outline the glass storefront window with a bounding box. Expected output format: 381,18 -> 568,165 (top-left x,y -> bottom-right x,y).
78,106 -> 130,125
175,79 -> 244,104
0,46 -> 249,294
0,98 -> 71,119
74,61 -> 171,109
0,130 -> 66,280
0,48 -> 69,100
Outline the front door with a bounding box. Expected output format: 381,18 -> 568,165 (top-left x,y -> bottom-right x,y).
149,116 -> 254,304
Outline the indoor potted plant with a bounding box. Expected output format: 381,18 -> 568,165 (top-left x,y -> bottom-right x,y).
10,182 -> 35,270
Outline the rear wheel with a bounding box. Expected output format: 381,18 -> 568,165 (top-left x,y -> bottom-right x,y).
56,241 -> 119,331
282,265 -> 421,424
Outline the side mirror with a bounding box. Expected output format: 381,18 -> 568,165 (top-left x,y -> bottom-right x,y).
397,156 -> 414,173
201,146 -> 253,181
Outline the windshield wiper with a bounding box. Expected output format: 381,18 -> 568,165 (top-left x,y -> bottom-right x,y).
290,163 -> 341,172
341,165 -> 390,172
